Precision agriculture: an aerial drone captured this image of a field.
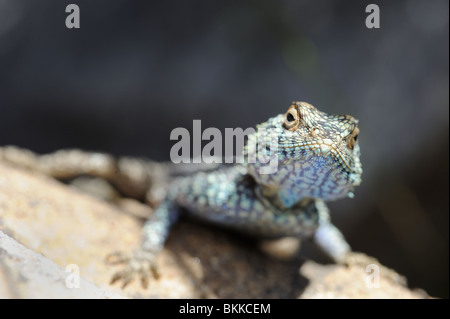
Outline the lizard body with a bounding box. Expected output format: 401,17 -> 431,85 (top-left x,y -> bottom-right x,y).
0,101 -> 362,287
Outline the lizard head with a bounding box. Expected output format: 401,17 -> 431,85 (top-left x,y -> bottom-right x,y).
245,101 -> 362,207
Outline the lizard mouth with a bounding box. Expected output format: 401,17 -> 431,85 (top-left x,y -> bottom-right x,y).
285,141 -> 356,174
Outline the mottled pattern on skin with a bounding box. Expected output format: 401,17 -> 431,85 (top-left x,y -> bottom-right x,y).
245,102 -> 362,208
173,166 -> 319,238
0,101 -> 362,287
137,102 -> 362,278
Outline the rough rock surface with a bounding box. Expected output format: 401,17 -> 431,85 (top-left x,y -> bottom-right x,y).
0,162 -> 428,298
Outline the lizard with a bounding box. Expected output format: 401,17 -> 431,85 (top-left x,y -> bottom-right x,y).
0,101 -> 362,288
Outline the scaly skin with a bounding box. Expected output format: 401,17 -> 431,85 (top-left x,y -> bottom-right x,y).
0,101 -> 362,288
110,101 -> 362,287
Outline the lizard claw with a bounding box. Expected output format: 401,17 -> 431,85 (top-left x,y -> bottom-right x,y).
105,249 -> 160,288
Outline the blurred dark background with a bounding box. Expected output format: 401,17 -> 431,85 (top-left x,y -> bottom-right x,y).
0,0 -> 448,297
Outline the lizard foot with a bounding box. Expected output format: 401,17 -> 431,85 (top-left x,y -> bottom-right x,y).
343,251 -> 379,267
105,249 -> 160,288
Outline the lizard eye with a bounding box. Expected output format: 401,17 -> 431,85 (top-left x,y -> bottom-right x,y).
283,106 -> 300,130
346,126 -> 360,150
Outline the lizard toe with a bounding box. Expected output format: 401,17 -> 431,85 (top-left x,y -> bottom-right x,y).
107,248 -> 159,288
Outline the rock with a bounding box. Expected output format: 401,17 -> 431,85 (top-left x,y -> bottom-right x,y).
0,231 -> 123,299
0,162 -> 428,298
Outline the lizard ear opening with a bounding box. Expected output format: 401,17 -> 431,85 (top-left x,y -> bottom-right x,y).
283,105 -> 301,131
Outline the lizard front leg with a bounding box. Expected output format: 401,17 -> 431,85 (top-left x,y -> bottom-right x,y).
106,198 -> 180,288
310,199 -> 351,264
247,195 -> 352,264
266,197 -> 352,264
